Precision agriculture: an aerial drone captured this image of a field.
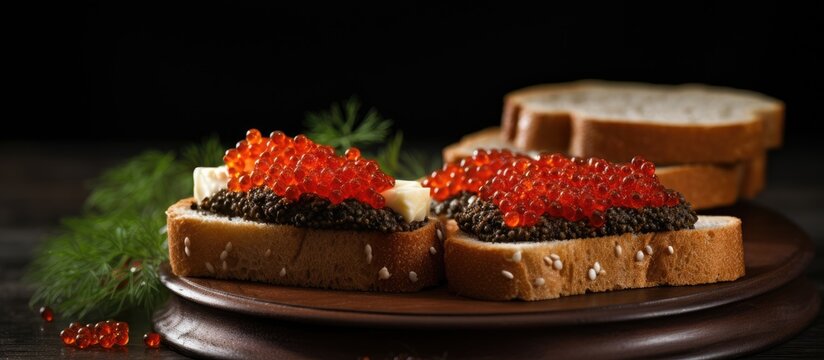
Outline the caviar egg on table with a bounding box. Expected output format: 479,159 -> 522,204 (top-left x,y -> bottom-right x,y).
39,306 -> 53,322
143,332 -> 161,348
57,319 -> 137,350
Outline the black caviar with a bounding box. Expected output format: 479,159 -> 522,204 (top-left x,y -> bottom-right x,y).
450,196 -> 698,243
197,187 -> 427,232
431,191 -> 477,218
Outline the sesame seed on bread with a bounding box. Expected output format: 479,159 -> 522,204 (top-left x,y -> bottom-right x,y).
166,198 -> 444,292
444,216 -> 744,301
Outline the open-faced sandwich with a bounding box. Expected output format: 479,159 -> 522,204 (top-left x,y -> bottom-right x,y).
166,129 -> 443,292
423,150 -> 745,300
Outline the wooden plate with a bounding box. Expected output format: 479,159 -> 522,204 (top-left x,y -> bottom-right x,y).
155,277 -> 820,359
158,202 -> 814,328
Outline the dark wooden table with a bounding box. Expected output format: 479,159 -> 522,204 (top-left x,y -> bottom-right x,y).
1,141 -> 822,359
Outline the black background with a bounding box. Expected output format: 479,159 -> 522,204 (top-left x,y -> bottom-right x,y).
3,4 -> 824,358
6,2 -> 824,147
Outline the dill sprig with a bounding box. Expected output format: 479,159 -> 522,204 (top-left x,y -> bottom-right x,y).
304,96 -> 393,150
396,150 -> 443,180
26,139 -> 223,320
305,98 -> 440,179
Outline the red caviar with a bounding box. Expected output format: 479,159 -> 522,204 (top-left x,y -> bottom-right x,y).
98,334 -> 116,349
224,129 -> 394,209
422,151 -> 681,228
143,332 -> 161,348
75,333 -> 91,349
39,306 -> 54,322
59,320 -> 130,349
60,329 -> 76,345
115,332 -> 129,346
94,321 -> 113,336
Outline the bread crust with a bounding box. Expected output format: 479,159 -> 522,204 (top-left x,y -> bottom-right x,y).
444,216 -> 744,301
514,111 -> 571,152
442,127 -> 513,163
167,199 -> 445,292
655,163 -> 743,209
503,80 -> 784,163
568,116 -> 763,164
740,152 -> 767,198
442,127 -> 761,209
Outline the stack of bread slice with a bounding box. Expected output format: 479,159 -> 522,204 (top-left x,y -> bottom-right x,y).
444,81 -> 783,209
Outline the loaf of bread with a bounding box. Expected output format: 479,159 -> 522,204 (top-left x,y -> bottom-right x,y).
444,216 -> 744,301
166,199 -> 445,292
502,80 -> 783,164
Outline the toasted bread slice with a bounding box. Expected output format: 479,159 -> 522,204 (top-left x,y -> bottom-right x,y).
444,216 -> 744,301
502,80 -> 783,164
442,127 -> 765,209
166,198 -> 444,292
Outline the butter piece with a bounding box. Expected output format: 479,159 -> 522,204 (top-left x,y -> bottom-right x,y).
193,166 -> 230,203
381,180 -> 431,222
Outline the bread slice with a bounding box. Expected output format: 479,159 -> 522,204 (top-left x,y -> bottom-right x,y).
740,151 -> 767,198
166,198 -> 445,292
442,127 -> 524,163
502,80 -> 784,164
442,127 -> 764,209
444,216 -> 744,301
654,163 -> 743,210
